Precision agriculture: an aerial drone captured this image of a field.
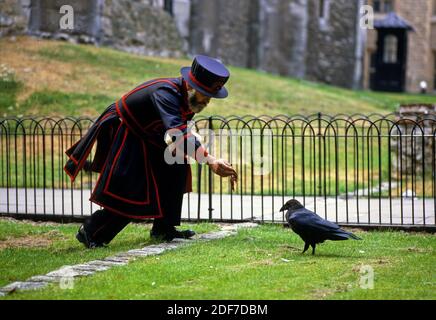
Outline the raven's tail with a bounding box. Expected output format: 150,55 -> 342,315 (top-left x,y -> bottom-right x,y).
341,230 -> 362,240
330,230 -> 362,241
348,232 -> 362,240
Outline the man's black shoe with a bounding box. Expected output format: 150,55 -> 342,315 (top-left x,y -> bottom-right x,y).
171,228 -> 196,239
76,225 -> 105,249
149,229 -> 173,241
150,227 -> 196,241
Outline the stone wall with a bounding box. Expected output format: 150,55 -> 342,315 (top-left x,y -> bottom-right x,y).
0,0 -> 30,36
256,0 -> 308,77
100,0 -> 183,57
189,0 -> 255,67
189,0 -> 311,78
0,0 -> 366,90
3,0 -> 435,92
305,0 -> 360,88
395,0 -> 433,93
391,104 -> 436,175
172,0 -> 191,51
188,0 -> 359,87
0,0 -> 184,57
28,0 -> 102,43
1,0 -> 360,89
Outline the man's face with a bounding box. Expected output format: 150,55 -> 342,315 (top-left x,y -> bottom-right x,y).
188,90 -> 211,113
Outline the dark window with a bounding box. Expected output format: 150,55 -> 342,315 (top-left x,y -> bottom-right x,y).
373,0 -> 381,12
319,0 -> 325,18
164,0 -> 173,16
318,0 -> 330,26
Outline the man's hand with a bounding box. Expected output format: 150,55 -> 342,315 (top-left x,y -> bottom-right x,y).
206,155 -> 238,191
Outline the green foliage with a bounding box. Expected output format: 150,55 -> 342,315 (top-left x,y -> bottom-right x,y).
19,90 -> 114,116
37,44 -> 179,78
1,220 -> 435,300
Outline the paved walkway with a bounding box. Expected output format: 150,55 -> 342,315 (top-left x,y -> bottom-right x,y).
1,188 -> 435,225
0,222 -> 258,296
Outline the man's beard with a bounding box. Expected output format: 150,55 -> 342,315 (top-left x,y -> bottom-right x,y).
188,91 -> 207,113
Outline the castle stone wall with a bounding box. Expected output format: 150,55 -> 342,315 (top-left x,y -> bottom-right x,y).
0,0 -> 31,36
305,0 -> 359,88
1,0 -> 184,57
395,0 -> 433,93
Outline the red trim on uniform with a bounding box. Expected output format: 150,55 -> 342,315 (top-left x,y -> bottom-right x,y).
117,102 -> 164,152
89,131 -> 164,219
173,124 -> 188,131
91,123 -> 123,200
89,197 -> 163,219
64,110 -> 118,182
65,141 -> 80,165
172,132 -> 209,161
116,99 -> 156,144
182,111 -> 195,121
188,71 -> 216,94
102,132 -> 151,205
68,111 -> 116,165
63,165 -> 76,182
125,79 -> 179,98
68,157 -> 79,166
144,119 -> 163,131
120,98 -> 143,137
120,80 -> 181,138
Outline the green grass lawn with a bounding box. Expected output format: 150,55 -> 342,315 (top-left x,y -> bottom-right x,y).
0,218 -> 434,300
0,218 -> 218,289
1,36 -> 435,118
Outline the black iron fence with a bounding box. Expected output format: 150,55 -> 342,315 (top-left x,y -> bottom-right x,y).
1,113 -> 435,228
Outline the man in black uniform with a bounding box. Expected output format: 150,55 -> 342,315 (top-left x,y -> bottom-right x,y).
64,55 -> 237,248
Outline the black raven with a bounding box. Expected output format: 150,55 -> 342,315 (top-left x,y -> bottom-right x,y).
280,199 -> 362,255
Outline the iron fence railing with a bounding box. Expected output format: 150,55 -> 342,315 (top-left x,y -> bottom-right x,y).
1,113 -> 435,228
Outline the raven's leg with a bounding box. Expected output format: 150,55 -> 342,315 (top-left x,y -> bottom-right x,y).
302,243 -> 310,254
311,244 -> 316,255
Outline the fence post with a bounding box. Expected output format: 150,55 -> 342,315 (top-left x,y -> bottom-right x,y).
317,112 -> 322,210
208,116 -> 214,221
197,163 -> 202,221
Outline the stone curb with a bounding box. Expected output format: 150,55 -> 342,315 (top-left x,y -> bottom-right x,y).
0,222 -> 258,296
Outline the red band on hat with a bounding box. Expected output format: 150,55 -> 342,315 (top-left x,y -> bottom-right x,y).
188,71 -> 216,94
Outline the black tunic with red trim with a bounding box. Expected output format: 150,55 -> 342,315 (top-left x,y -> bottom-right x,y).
64,78 -> 207,220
